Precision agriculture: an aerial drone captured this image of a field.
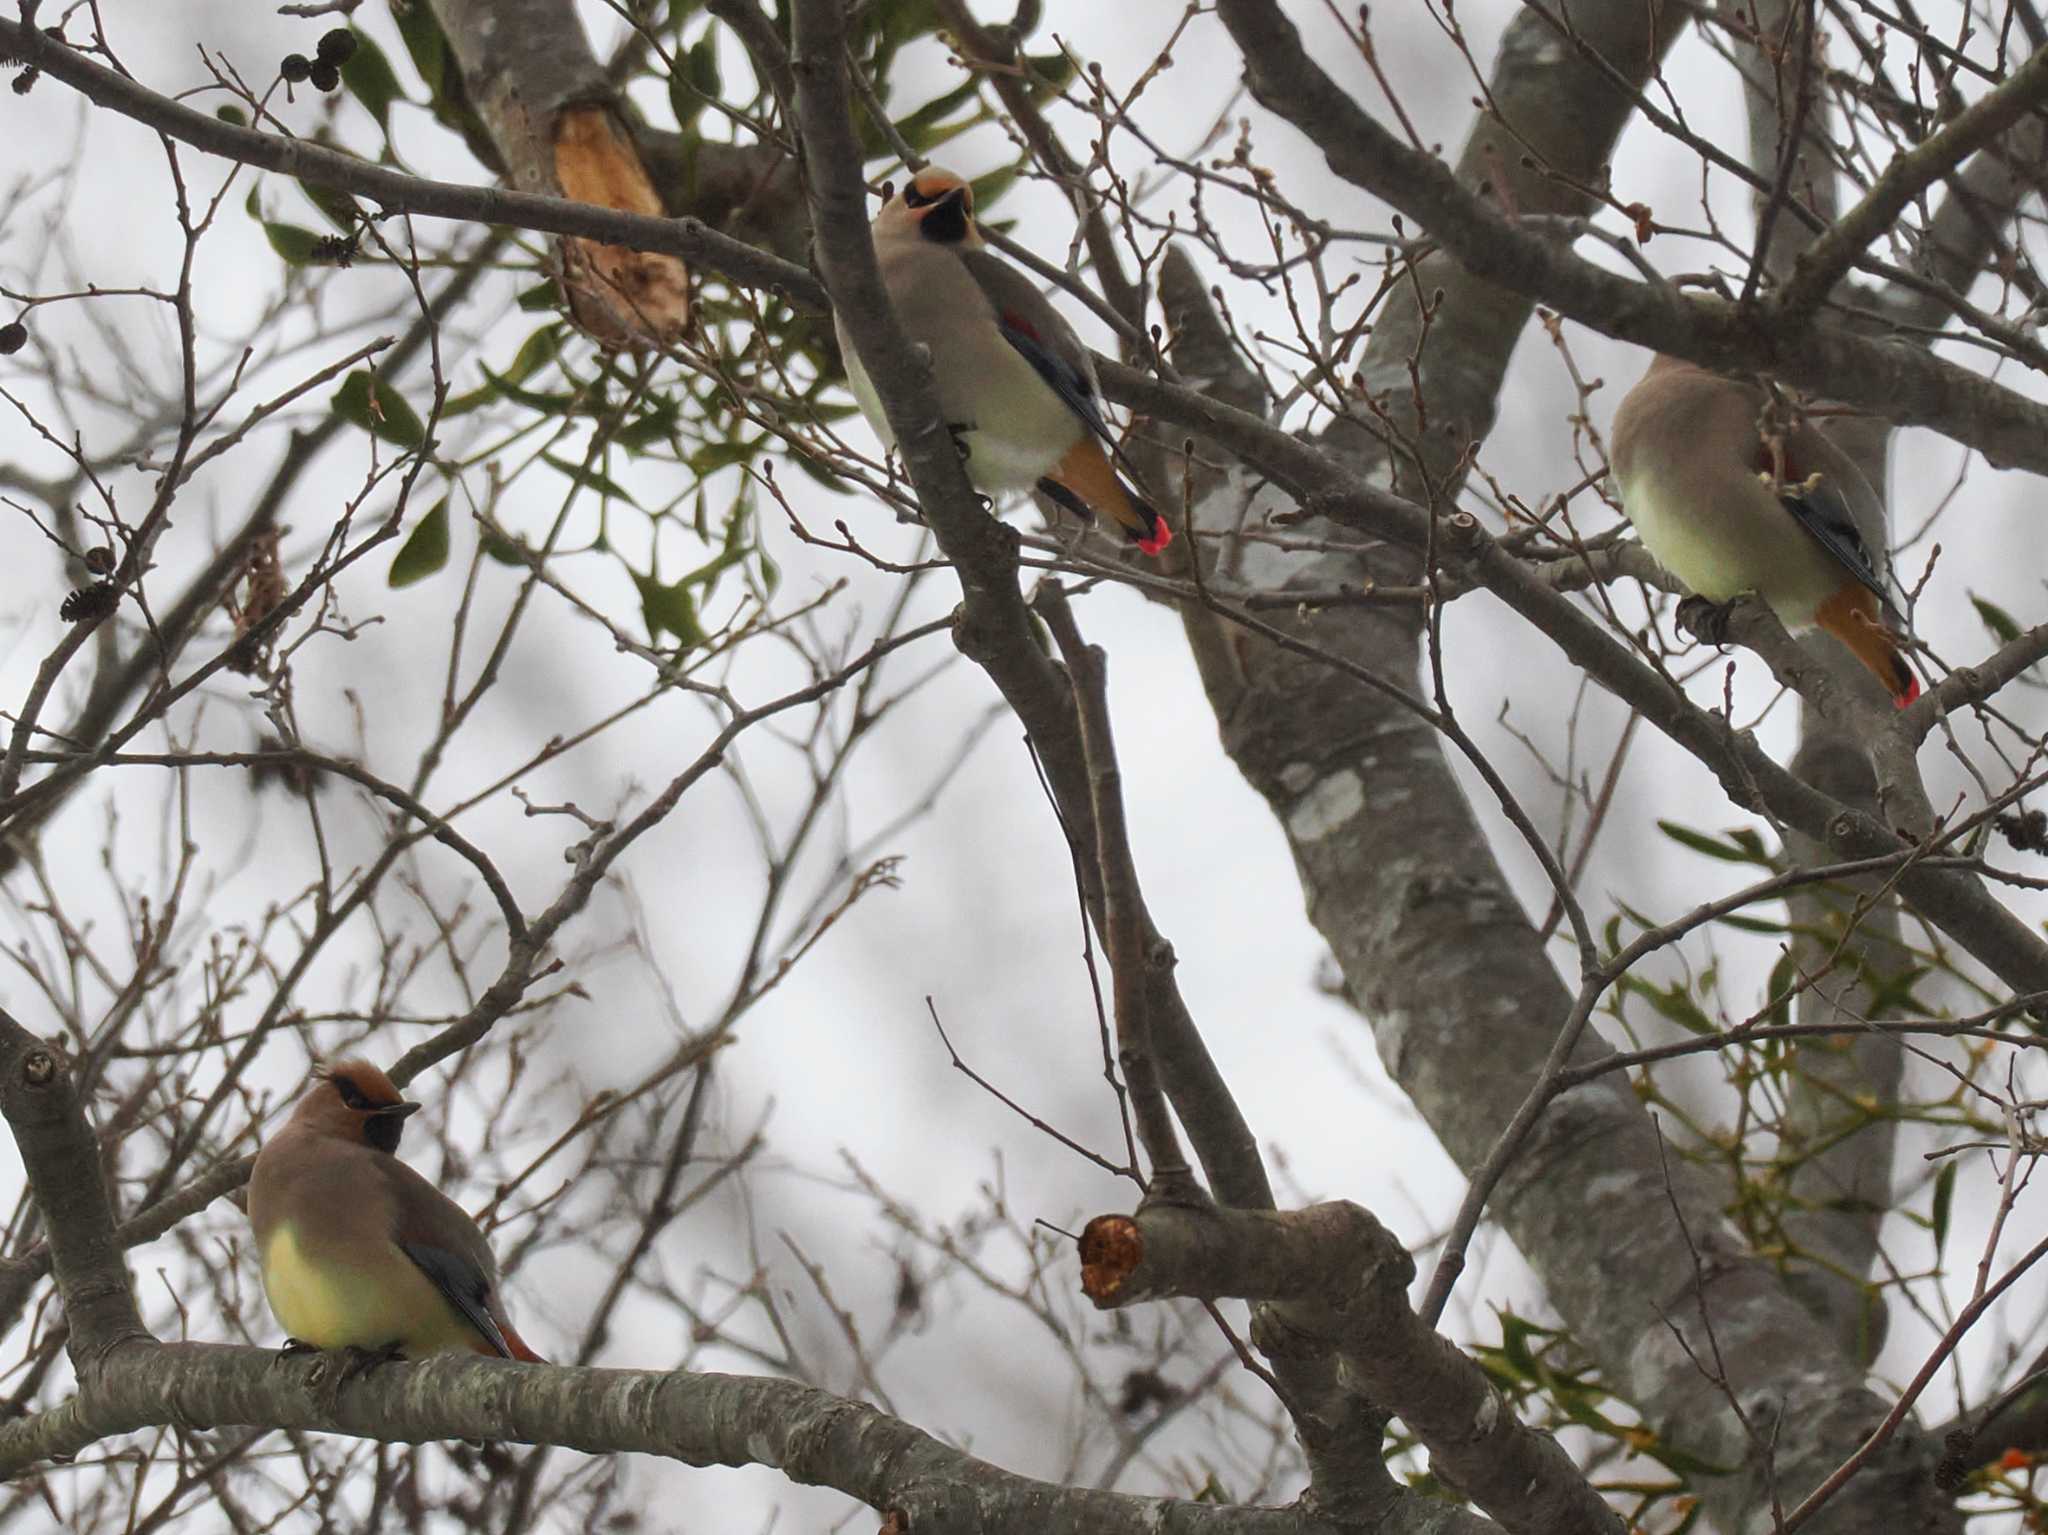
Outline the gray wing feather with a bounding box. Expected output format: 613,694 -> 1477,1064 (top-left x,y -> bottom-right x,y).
397,1239 -> 516,1358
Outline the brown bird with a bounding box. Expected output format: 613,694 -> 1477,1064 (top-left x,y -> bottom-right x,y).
1609,354 -> 1919,706
836,166 -> 1172,555
248,1060 -> 543,1362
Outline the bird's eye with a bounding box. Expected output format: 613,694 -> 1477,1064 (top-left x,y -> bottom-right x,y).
903,186 -> 933,209
335,1078 -> 370,1110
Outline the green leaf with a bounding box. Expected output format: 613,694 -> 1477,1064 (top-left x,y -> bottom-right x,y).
1617,975 -> 1717,1035
245,185 -> 322,266
443,326 -> 563,417
393,1 -> 449,98
516,278 -> 563,313
968,164 -> 1020,213
1021,50 -> 1079,95
541,451 -> 641,507
687,438 -> 759,477
216,104 -> 248,127
1712,913 -> 1787,935
612,396 -> 683,452
298,176 -> 360,234
1972,594 -> 2023,644
669,34 -> 722,131
1865,963 -> 1933,1016
262,219 -> 323,265
893,79 -> 979,143
473,363 -> 575,415
1493,1310 -> 1552,1377
677,536 -> 749,596
1656,820 -> 1776,866
783,449 -> 849,491
500,324 -> 562,385
632,570 -> 708,647
1932,1159 -> 1956,1257
1761,948 -> 1799,1032
479,527 -> 527,566
388,498 -> 450,587
341,29 -> 407,131
333,370 -> 427,449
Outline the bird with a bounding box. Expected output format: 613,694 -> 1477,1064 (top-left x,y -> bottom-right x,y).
1609,354 -> 1918,707
247,1059 -> 544,1363
835,166 -> 1172,556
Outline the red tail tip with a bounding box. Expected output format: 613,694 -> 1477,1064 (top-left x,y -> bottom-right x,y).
1893,678 -> 1921,710
1136,517 -> 1173,556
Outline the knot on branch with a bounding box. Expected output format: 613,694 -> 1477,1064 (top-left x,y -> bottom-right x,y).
1247,1300 -> 1329,1362
948,606 -> 999,665
1441,511 -> 1485,557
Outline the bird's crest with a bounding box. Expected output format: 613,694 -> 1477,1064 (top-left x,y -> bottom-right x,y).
317,1058 -> 407,1110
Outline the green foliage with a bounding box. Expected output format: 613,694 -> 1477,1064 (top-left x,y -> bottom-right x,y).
332,370 -> 427,450
263,0 -> 1045,668
629,492 -> 760,649
339,28 -> 407,130
1972,593 -> 2022,644
1654,820 -> 1781,868
388,498 -> 451,587
668,34 -> 722,133
443,327 -> 563,419
1467,1308 -> 1728,1528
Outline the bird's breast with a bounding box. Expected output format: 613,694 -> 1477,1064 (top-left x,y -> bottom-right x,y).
261,1223 -> 487,1357
844,253 -> 1087,493
1615,465 -> 1839,624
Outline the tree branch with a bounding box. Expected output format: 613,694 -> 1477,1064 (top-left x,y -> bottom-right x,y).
1081,1203 -> 1625,1535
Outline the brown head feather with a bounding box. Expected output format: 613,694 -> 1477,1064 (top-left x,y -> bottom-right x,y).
872,167 -> 980,249
288,1058 -> 421,1152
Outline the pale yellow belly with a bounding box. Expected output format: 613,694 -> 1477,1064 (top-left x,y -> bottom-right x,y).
262,1224 -> 483,1357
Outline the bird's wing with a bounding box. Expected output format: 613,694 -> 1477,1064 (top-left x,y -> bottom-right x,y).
1776,472 -> 1904,628
376,1156 -> 518,1358
397,1238 -> 518,1358
393,1244 -> 516,1367
1771,413 -> 1906,625
958,250 -> 1115,445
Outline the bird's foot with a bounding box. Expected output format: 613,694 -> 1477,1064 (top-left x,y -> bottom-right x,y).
1675,595 -> 1736,646
946,421 -> 975,463
335,1341 -> 407,1386
274,1337 -> 321,1365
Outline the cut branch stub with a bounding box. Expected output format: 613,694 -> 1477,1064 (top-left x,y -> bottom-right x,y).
1078,1213 -> 1143,1306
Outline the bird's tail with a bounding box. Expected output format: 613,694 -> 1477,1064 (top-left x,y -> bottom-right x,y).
498,1322 -> 545,1363
1039,439 -> 1173,555
1816,586 -> 1919,707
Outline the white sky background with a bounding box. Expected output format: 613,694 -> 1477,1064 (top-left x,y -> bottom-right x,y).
0,1 -> 2044,1530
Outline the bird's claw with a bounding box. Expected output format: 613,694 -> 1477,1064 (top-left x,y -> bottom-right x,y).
336,1342 -> 406,1386
1675,595 -> 1735,646
946,422 -> 975,463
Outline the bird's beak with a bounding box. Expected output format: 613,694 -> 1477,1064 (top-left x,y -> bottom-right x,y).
375,1101 -> 423,1119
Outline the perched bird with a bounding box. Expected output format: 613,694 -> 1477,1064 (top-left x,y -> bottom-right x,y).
247,1060 -> 543,1362
1609,354 -> 1919,707
836,166 -> 1172,555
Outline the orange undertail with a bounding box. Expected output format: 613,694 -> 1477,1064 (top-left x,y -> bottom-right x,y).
468,1320 -> 545,1363
1815,585 -> 1919,708
500,1323 -> 545,1363
1041,438 -> 1172,555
